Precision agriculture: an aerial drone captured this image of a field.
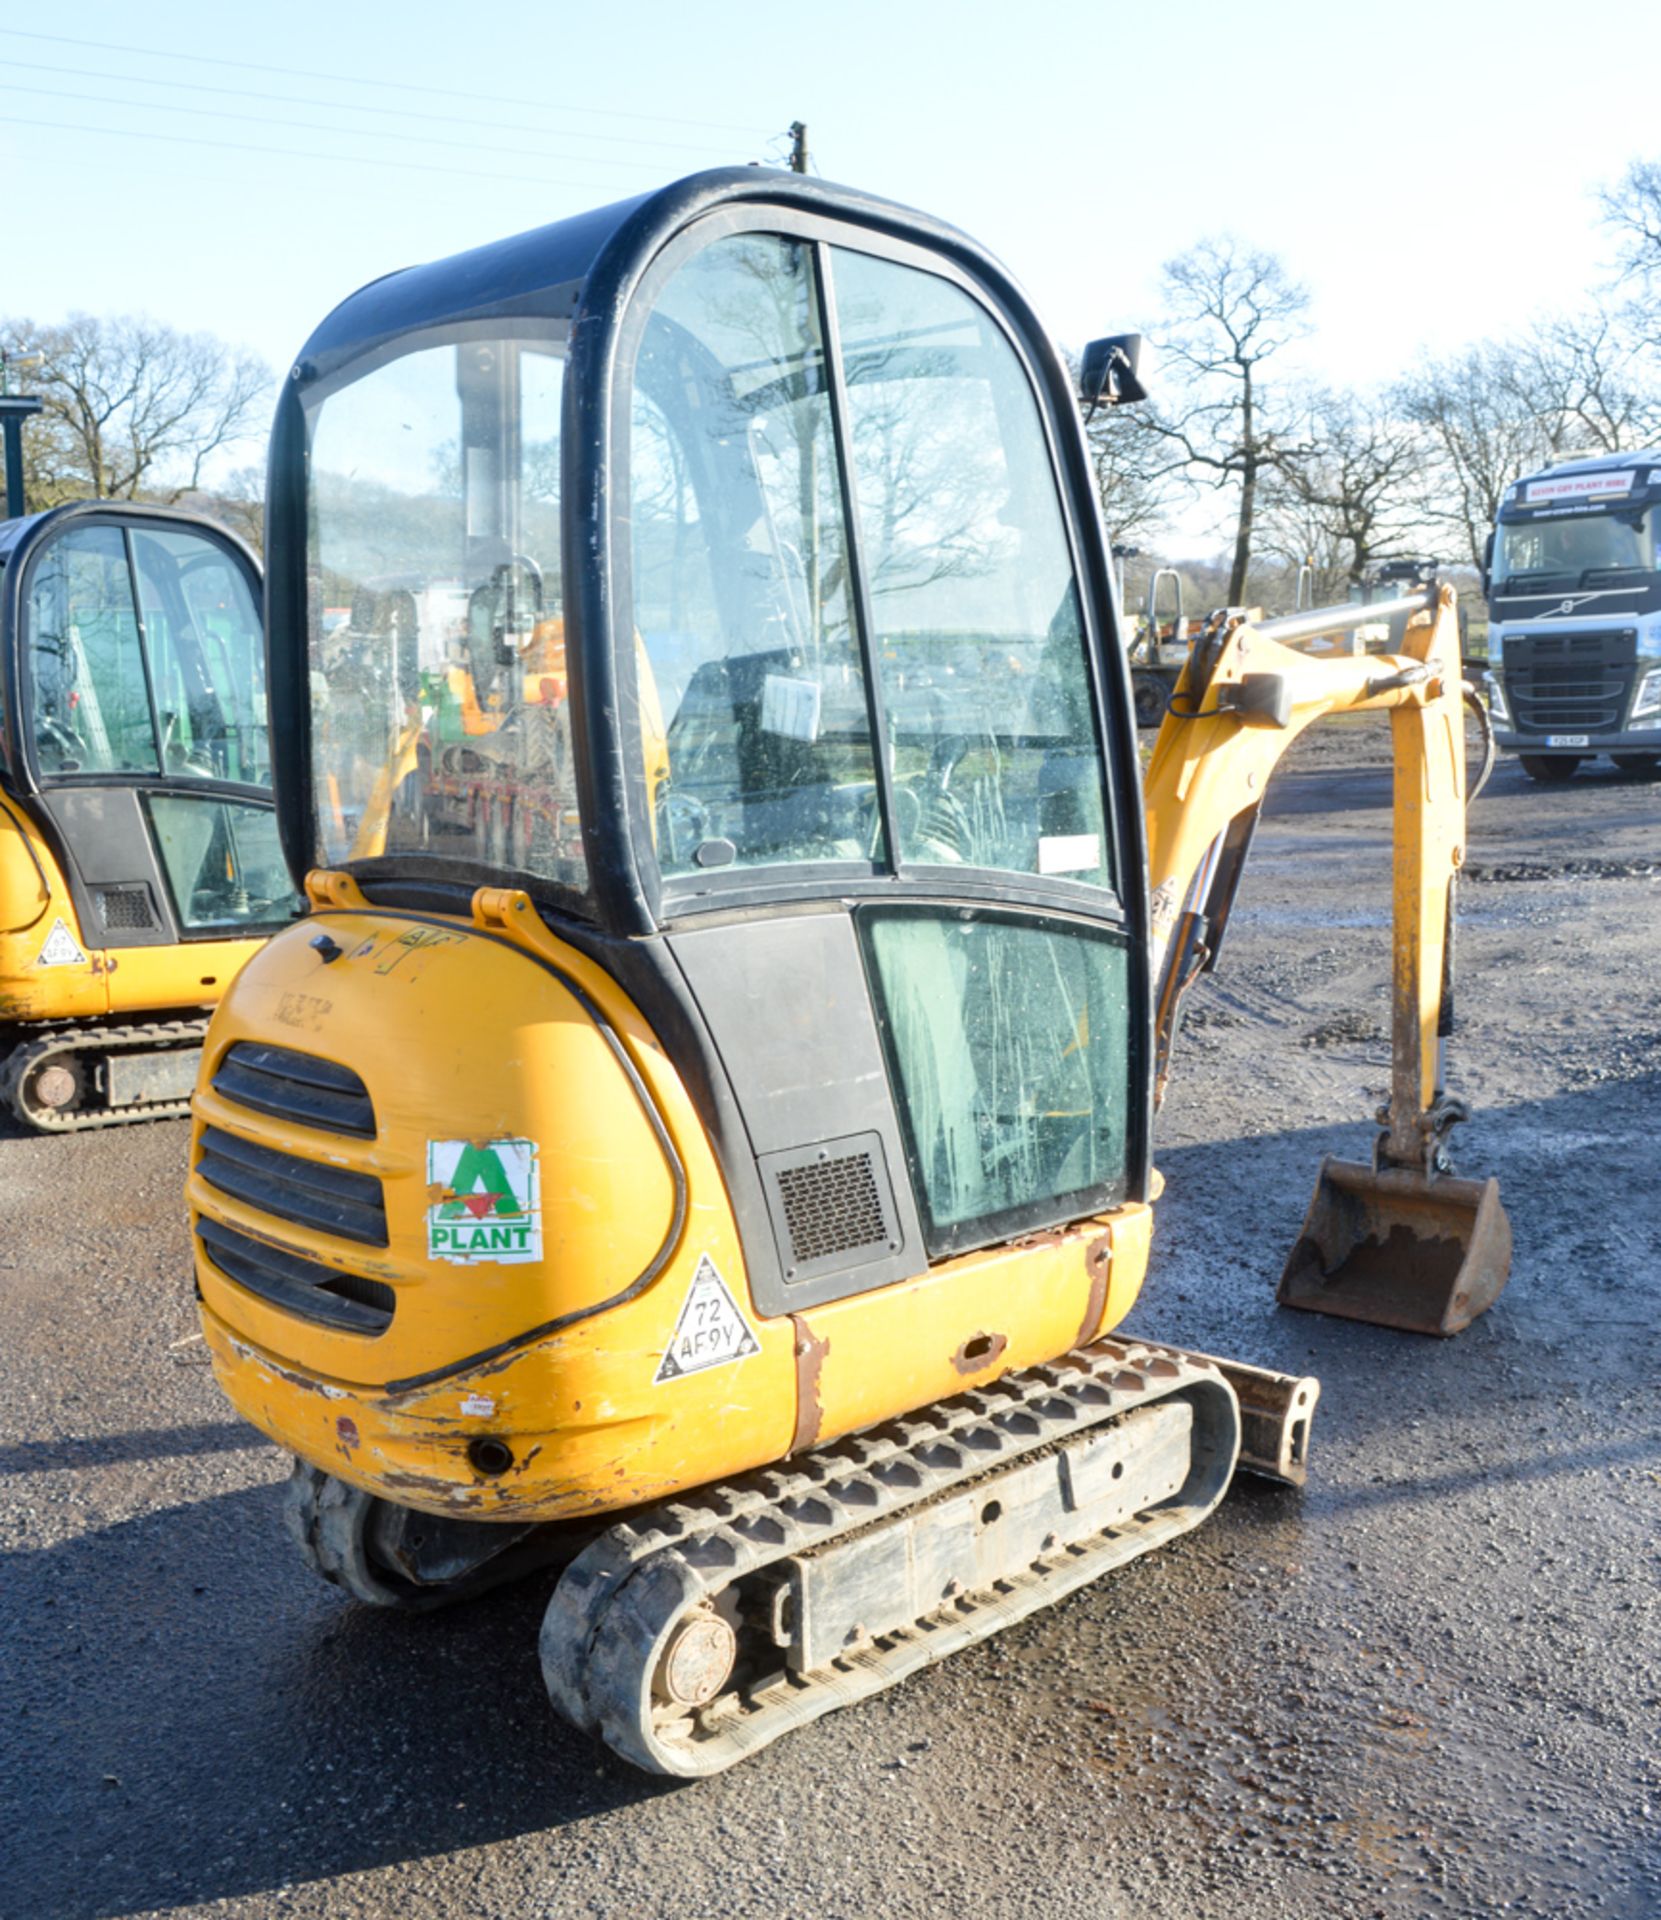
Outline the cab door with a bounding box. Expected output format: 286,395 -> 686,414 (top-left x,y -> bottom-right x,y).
610,221 -> 1150,1314
7,510 -> 296,950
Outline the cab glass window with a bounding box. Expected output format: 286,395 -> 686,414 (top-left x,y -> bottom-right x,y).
131,528 -> 269,783
629,234 -> 882,876
306,337 -> 582,890
25,522 -> 269,786
27,524 -> 156,775
147,793 -> 299,932
831,248 -> 1113,891
860,906 -> 1132,1253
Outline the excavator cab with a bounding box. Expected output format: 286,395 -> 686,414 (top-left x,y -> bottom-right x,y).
191,168 -> 1498,1776
0,503 -> 298,1127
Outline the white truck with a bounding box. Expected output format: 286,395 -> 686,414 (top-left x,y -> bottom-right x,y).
1485,450 -> 1661,781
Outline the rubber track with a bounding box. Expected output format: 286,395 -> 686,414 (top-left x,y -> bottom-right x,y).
540,1340 -> 1239,1776
0,1019 -> 208,1132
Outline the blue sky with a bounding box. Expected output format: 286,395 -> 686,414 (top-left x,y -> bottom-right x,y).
1,0 -> 1652,496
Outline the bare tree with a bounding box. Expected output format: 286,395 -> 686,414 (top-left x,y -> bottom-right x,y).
1602,159 -> 1661,312
175,466 -> 267,555
1264,388 -> 1424,591
1082,396 -> 1173,549
1147,238 -> 1311,603
1396,344 -> 1561,572
0,313 -> 270,508
1399,322 -> 1661,573
1518,310 -> 1661,452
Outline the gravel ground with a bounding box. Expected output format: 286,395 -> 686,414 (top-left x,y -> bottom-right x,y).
2,734 -> 1657,1920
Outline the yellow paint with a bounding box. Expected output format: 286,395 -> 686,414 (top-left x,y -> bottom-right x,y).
1142,586 -> 1466,1153
191,891 -> 1159,1522
0,790 -> 264,1025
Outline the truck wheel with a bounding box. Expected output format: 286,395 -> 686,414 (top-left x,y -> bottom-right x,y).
1518,755 -> 1580,783
1611,753 -> 1661,777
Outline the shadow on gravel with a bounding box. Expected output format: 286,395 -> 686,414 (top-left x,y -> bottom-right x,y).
6,1073 -> 1656,1918
1,1482 -> 672,1918
0,1421 -> 257,1475
1139,1068 -> 1661,1436
1263,749 -> 1661,822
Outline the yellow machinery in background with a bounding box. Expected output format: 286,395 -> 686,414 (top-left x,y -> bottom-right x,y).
0,501 -> 296,1129
188,170 -> 1510,1775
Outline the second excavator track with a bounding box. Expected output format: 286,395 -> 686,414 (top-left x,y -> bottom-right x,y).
541,1339 -> 1249,1777
1,1020 -> 209,1132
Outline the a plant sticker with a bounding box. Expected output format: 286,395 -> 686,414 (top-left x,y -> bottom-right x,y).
654,1254 -> 760,1383
426,1137 -> 542,1264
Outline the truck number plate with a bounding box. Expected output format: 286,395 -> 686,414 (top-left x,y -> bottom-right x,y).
1546,734 -> 1590,748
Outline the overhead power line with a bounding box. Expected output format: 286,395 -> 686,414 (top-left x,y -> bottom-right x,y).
0,80 -> 709,174
0,56 -> 748,157
0,26 -> 770,137
0,111 -> 655,191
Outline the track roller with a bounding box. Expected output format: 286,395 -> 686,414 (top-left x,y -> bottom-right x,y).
540,1341 -> 1259,1777
0,1019 -> 209,1132
283,1460 -> 572,1610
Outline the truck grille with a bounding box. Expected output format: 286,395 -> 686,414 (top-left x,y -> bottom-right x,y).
197,1125 -> 388,1246
196,1217 -> 394,1333
1504,629 -> 1636,733
211,1041 -> 375,1138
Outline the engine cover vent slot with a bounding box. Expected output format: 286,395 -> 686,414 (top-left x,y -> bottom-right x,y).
212,1041 -> 376,1138
196,1217 -> 394,1333
760,1131 -> 901,1282
97,884 -> 158,932
197,1125 -> 388,1246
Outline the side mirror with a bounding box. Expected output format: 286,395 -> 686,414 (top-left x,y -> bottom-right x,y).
1079,333 -> 1148,410
1481,531 -> 1495,600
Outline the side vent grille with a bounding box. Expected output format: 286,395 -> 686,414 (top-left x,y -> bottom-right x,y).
197,1126 -> 387,1246
760,1131 -> 900,1283
212,1041 -> 375,1138
97,884 -> 158,932
196,1218 -> 394,1333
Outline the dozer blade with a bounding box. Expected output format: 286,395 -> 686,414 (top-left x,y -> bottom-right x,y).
1277,1156 -> 1512,1337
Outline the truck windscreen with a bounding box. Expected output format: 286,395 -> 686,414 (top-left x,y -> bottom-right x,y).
1493,506 -> 1660,591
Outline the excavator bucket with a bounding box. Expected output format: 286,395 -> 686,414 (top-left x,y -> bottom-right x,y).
1277,1157 -> 1512,1337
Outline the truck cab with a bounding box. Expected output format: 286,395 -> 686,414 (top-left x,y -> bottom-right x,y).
1485,451 -> 1661,781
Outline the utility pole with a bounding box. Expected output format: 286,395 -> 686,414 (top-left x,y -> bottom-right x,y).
0,396 -> 43,518
788,122 -> 809,174
0,348 -> 45,517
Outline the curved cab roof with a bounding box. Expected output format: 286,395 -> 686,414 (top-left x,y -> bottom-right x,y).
293,166 -> 1014,381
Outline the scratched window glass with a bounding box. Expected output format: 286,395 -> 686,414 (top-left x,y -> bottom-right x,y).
830,248 -> 1113,892
306,336 -> 584,895
628,232 -> 882,878
860,907 -> 1132,1255
147,794 -> 298,933
26,523 -> 158,776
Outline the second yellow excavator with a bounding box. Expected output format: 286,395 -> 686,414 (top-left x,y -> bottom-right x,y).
186,168 -> 1511,1776
0,496 -> 297,1129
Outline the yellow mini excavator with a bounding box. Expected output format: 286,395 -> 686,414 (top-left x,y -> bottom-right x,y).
187,169 -> 1511,1775
0,496 -> 297,1129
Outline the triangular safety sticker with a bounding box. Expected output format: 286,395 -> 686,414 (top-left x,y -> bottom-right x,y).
36,918 -> 87,968
653,1254 -> 760,1384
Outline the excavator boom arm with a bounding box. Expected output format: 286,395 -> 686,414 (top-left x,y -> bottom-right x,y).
1140,582 -> 1511,1335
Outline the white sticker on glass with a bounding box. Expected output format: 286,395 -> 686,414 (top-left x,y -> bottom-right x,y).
1038,834 -> 1101,876
760,674 -> 822,743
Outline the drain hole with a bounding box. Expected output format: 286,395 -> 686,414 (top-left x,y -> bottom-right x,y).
980,1499 -> 1003,1526
468,1437 -> 514,1477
